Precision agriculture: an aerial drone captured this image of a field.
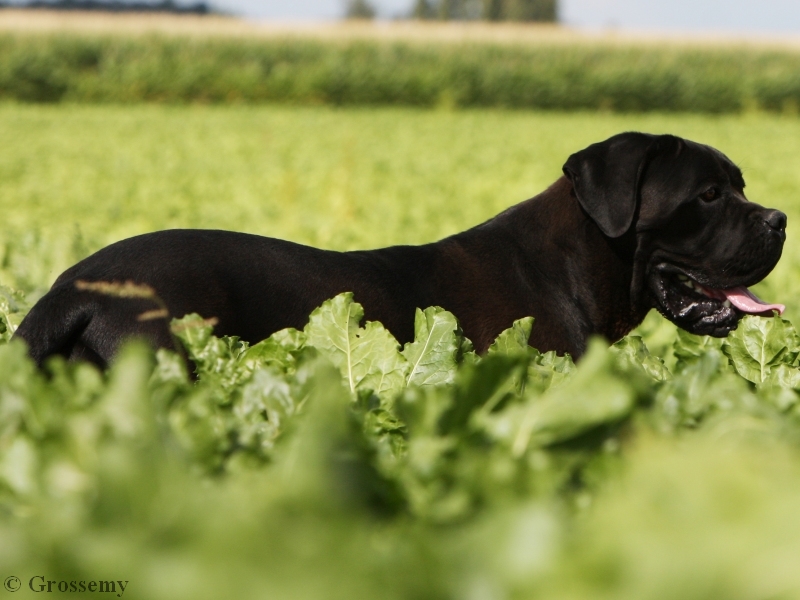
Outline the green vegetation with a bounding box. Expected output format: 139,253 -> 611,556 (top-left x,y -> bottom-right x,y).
1,32 -> 800,112
3,290 -> 800,599
412,0 -> 557,21
3,105 -> 800,597
2,105 -> 799,306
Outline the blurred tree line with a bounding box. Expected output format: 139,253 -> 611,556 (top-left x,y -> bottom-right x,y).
345,0 -> 557,21
345,0 -> 376,18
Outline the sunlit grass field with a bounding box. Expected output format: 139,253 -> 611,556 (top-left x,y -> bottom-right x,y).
1,104 -> 799,320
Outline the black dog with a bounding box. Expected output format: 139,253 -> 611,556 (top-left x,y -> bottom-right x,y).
14,132 -> 787,368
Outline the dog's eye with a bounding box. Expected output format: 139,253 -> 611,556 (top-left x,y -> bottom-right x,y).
700,188 -> 719,202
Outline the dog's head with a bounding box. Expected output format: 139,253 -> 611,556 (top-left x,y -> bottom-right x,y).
563,132 -> 786,337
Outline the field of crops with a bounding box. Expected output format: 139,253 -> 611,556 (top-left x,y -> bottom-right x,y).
1,103 -> 800,598
3,104 -> 800,298
2,21 -> 800,112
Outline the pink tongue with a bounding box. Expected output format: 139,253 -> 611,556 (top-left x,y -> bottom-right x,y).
710,286 -> 785,316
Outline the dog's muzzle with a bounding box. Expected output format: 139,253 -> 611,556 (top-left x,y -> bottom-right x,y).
649,264 -> 784,337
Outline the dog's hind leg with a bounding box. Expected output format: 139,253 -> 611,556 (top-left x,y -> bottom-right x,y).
13,285 -> 94,368
14,283 -> 179,370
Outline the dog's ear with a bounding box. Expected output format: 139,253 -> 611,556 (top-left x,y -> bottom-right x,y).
562,132 -> 657,238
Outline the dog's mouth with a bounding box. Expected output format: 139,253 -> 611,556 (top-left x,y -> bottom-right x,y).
649,264 -> 784,337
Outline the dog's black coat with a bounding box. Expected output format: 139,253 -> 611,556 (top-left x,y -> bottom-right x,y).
14,132 -> 787,368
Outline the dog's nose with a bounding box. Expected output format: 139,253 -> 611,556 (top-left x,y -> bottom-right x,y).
765,210 -> 787,231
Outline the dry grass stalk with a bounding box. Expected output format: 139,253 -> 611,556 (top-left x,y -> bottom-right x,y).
75,279 -> 157,299
75,280 -> 172,322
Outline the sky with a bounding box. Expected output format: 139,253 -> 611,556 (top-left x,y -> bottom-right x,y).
219,0 -> 800,32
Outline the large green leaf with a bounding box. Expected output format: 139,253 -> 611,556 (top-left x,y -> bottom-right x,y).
402,306 -> 464,387
171,313 -> 252,396
443,353 -> 529,435
240,327 -> 307,376
305,293 -> 409,399
488,317 -> 534,356
511,339 -> 635,455
722,315 -> 800,384
652,350 -> 752,431
673,328 -> 725,372
526,349 -> 576,394
612,335 -> 671,382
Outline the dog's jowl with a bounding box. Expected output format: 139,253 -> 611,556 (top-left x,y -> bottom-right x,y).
14,132 -> 786,367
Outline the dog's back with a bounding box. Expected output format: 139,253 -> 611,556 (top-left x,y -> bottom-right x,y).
14,229 -> 437,368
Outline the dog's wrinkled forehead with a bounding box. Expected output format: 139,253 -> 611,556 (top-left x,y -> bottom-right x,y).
562,132 -> 748,238
637,137 -> 745,225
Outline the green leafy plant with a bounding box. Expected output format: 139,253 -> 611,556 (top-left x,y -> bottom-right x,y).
4,290 -> 800,599
1,33 -> 800,113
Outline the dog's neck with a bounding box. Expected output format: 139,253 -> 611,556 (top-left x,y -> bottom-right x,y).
446,177 -> 651,356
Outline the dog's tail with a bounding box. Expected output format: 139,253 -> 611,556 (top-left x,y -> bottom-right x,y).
12,284 -> 93,368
